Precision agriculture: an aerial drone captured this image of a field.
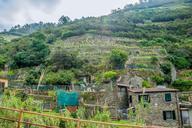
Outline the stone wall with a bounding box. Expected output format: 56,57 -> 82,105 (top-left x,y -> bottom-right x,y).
128,91 -> 180,127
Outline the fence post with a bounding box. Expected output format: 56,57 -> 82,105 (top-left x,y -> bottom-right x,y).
17,109 -> 23,128
77,118 -> 80,128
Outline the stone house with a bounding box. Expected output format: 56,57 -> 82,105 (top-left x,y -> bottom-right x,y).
127,87 -> 180,127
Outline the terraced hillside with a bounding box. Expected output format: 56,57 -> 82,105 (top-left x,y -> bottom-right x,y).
51,34 -> 168,65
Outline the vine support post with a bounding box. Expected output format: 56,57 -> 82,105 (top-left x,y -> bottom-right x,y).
77,118 -> 81,128
17,109 -> 23,128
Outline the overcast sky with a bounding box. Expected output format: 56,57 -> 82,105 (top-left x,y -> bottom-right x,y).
0,0 -> 138,31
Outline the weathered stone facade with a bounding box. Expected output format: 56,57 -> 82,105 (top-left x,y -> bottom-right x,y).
128,88 -> 180,127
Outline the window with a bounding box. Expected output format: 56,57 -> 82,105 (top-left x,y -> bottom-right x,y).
163,111 -> 176,120
165,93 -> 172,102
138,95 -> 150,103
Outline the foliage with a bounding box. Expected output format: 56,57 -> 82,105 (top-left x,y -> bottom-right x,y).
0,55 -> 6,69
58,16 -> 71,25
43,70 -> 74,85
160,63 -> 171,74
168,45 -> 192,69
6,22 -> 55,35
11,34 -> 50,68
142,80 -> 152,88
170,56 -> 190,69
50,50 -> 84,70
0,91 -> 61,128
152,75 -> 164,85
25,69 -> 41,85
151,56 -> 159,65
172,79 -> 192,91
109,49 -> 128,69
103,71 -> 118,82
128,99 -> 150,125
93,109 -> 111,122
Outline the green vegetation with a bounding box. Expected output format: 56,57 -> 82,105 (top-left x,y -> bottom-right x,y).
103,71 -> 118,82
0,0 -> 192,90
142,80 -> 152,88
152,75 -> 165,85
43,70 -> 74,85
109,49 -> 128,69
172,79 -> 192,91
10,32 -> 50,68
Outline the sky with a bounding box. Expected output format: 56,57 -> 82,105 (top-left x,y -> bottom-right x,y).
0,0 -> 138,31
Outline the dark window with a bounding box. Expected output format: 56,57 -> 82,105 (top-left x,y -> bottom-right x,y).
163,111 -> 176,120
138,95 -> 150,103
129,95 -> 132,103
165,93 -> 172,102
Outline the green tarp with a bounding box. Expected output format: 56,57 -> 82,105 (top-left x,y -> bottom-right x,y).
56,90 -> 79,106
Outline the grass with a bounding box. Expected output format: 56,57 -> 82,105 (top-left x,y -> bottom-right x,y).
112,120 -> 145,128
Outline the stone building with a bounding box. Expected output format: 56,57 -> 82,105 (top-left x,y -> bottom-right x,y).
128,76 -> 143,88
180,102 -> 192,127
127,87 -> 180,127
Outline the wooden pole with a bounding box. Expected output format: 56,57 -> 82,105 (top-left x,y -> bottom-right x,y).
77,118 -> 80,128
17,109 -> 23,128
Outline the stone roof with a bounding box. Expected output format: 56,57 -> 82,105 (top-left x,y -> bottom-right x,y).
128,87 -> 178,93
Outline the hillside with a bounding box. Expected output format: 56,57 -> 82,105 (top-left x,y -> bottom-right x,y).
0,0 -> 192,90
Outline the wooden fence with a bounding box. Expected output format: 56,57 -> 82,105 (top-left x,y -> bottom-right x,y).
0,106 -> 159,128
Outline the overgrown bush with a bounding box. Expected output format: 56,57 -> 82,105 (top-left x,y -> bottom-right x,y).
109,49 -> 128,69
43,70 -> 74,85
172,79 -> 192,91
142,80 -> 152,88
152,75 -> 164,85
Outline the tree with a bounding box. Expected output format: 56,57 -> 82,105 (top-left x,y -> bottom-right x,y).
25,69 -> 41,85
58,15 -> 71,25
0,55 -> 6,69
50,50 -> 83,70
43,70 -> 74,85
12,37 -> 50,68
170,56 -> 190,69
109,49 -> 128,69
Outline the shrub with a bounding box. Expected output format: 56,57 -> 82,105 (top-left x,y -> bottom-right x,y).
103,71 -> 118,82
43,70 -> 74,85
151,57 -> 159,64
109,49 -> 128,69
142,80 -> 152,88
152,75 -> 164,85
172,79 -> 192,91
170,56 -> 190,69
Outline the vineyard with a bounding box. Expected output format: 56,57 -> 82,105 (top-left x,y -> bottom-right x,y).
51,34 -> 168,67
